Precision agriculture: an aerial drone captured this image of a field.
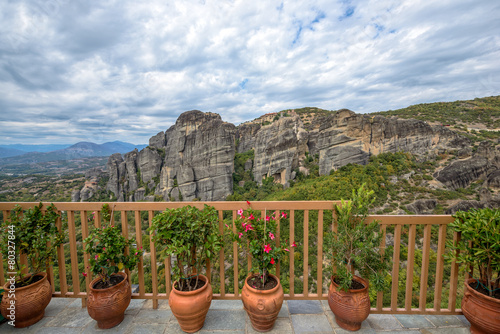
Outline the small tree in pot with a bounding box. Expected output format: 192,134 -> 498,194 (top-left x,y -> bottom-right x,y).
0,203 -> 64,328
83,204 -> 141,329
149,204 -> 223,333
447,208 -> 500,334
325,184 -> 390,331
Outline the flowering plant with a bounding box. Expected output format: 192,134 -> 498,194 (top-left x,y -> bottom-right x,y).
83,204 -> 141,288
229,202 -> 296,286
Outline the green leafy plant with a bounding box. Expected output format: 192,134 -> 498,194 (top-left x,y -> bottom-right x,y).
447,208 -> 500,298
325,184 -> 390,292
228,201 -> 295,286
149,205 -> 223,291
83,204 -> 141,288
0,202 -> 64,286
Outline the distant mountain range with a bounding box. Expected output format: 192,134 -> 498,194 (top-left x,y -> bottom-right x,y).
0,141 -> 147,165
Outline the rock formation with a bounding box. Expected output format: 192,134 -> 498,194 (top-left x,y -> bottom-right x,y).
75,108 -> 481,202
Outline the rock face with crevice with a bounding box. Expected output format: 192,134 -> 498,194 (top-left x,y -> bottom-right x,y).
239,109 -> 470,187
78,109 -> 479,202
105,110 -> 236,202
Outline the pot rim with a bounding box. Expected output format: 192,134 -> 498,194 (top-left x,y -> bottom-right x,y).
464,278 -> 500,303
89,272 -> 128,292
244,273 -> 281,295
330,274 -> 369,293
2,272 -> 48,291
171,274 -> 209,296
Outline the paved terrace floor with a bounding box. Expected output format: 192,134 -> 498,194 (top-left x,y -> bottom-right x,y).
0,298 -> 471,333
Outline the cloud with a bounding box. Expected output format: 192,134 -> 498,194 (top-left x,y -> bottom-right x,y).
0,0 -> 499,145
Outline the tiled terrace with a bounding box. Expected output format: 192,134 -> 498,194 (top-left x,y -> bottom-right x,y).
0,298 -> 471,333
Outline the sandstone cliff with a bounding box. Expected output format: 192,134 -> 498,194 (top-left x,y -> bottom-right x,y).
76,108 -> 478,202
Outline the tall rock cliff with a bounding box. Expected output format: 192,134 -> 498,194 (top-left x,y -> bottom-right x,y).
105,110 -> 236,201
76,108 -> 475,202
238,109 -> 470,187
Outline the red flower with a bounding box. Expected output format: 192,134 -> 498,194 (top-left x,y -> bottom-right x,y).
291,241 -> 297,248
284,248 -> 290,252
249,213 -> 255,220
246,200 -> 251,206
269,232 -> 275,240
82,272 -> 87,277
281,212 -> 287,218
270,258 -> 275,264
103,247 -> 106,251
265,215 -> 270,222
238,232 -> 243,238
264,244 -> 271,253
245,224 -> 253,232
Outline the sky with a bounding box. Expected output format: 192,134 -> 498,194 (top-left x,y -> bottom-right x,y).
0,0 -> 499,145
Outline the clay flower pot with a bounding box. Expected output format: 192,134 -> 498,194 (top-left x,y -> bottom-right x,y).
0,272 -> 52,328
328,275 -> 370,331
87,272 -> 131,329
169,274 -> 212,333
462,278 -> 500,334
242,273 -> 284,332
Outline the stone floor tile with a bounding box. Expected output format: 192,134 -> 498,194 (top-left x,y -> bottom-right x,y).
291,314 -> 334,333
126,322 -> 169,334
373,331 -> 420,334
142,299 -> 170,310
288,300 -> 324,314
125,299 -> 147,315
247,318 -> 293,334
394,314 -> 435,329
367,314 -> 403,330
209,299 -> 244,310
277,301 -> 289,317
68,298 -> 87,308
34,328 -> 85,334
45,307 -> 93,328
202,309 -> 246,330
199,331 -> 244,334
425,315 -> 465,327
0,316 -> 55,333
133,309 -> 172,324
419,328 -> 471,334
456,315 -> 471,327
334,328 -> 376,334
82,314 -> 135,333
44,298 -> 75,317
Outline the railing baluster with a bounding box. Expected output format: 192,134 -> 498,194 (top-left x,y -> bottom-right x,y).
81,210 -> 91,299
68,210 -> 80,296
303,210 -> 309,297
275,210 -> 281,278
56,211 -> 68,296
419,224 -> 432,311
434,224 -> 447,312
317,210 -> 324,298
405,224 -> 416,311
391,224 -> 402,311
148,210 -> 158,309
218,210 -> 225,297
448,231 -> 460,312
376,224 -> 387,311
135,210 -> 145,297
232,210 -> 239,296
165,256 -> 172,296
289,210 -> 295,297
121,211 -> 131,287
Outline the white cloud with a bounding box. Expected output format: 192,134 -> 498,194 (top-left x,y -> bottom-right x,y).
0,0 -> 499,144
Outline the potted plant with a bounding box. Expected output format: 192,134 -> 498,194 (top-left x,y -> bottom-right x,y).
0,202 -> 64,328
83,204 -> 141,329
229,202 -> 295,332
324,184 -> 390,331
447,208 -> 500,334
149,204 -> 223,333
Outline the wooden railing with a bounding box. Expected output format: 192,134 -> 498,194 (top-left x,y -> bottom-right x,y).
0,202 -> 463,314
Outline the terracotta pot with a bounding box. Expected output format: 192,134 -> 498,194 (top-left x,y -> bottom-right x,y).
87,272 -> 131,329
328,275 -> 370,331
462,278 -> 500,334
169,274 -> 212,333
242,273 -> 284,332
0,272 -> 52,328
